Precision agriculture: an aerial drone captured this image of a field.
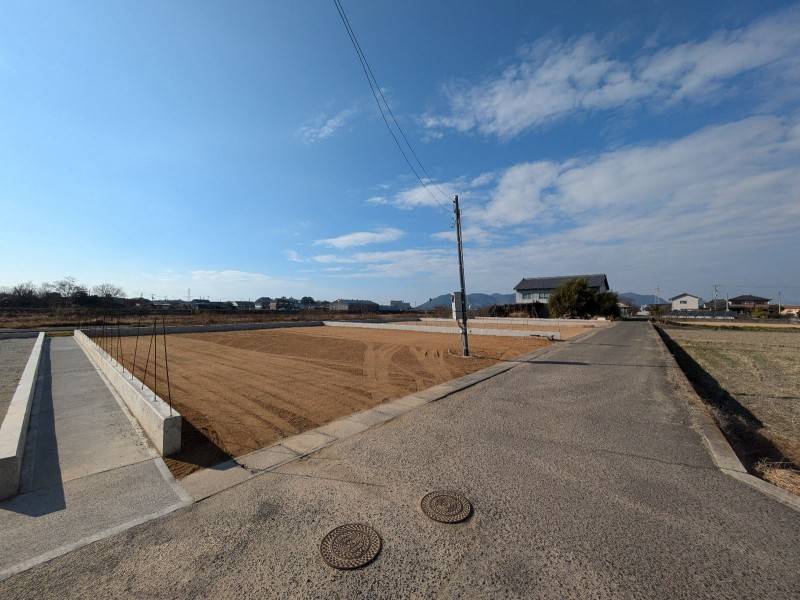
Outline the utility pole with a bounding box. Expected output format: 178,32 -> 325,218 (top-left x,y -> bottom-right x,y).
453,194 -> 469,357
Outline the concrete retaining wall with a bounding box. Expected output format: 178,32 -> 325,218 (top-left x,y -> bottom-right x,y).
323,320 -> 560,340
74,330 -> 181,456
0,332 -> 45,500
80,320 -> 324,338
469,316 -> 611,327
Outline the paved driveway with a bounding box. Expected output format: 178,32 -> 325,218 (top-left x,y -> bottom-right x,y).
1,322 -> 798,598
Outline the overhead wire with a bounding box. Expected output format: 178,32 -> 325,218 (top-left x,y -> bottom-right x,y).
332,0 -> 451,215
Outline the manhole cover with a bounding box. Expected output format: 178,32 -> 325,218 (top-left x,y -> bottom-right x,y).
320,523 -> 382,570
420,490 -> 472,523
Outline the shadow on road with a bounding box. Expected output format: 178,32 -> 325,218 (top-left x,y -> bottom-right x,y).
0,339 -> 67,516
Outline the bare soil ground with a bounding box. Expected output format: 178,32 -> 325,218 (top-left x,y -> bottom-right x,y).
117,326 -> 548,478
0,337 -> 35,423
408,319 -> 592,339
661,326 -> 800,495
667,319 -> 800,331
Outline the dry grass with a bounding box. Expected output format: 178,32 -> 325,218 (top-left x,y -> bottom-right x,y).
660,325 -> 800,497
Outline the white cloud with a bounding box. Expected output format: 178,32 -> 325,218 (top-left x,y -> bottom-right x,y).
284,250 -> 303,262
425,6 -> 800,139
320,114 -> 800,299
314,227 -> 405,249
298,108 -> 355,143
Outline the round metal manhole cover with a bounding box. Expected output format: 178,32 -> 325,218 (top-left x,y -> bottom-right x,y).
320,523 -> 382,570
420,490 -> 473,523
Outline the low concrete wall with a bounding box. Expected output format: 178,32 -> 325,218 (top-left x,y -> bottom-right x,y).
468,316 -> 611,327
74,330 -> 181,456
0,332 -> 45,500
80,320 -> 324,338
323,320 -> 560,340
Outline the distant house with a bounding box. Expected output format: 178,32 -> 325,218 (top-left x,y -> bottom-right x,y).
389,300 -> 412,311
728,294 -> 770,314
513,274 -> 609,304
231,301 -> 256,311
617,300 -> 636,317
269,298 -> 299,311
670,293 -> 700,311
330,299 -> 379,313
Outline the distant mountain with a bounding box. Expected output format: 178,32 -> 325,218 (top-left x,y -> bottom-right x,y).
619,292 -> 667,307
416,292 -> 516,310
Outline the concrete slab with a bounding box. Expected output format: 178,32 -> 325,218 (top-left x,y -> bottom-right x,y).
391,394 -> 431,408
346,408 -> 395,427
278,431 -> 335,455
0,337 -> 189,579
180,460 -> 252,501
373,401 -> 414,417
315,418 -> 371,439
238,446 -> 298,472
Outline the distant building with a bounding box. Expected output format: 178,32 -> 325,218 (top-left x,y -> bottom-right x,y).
330,299 -> 379,313
269,298 -> 299,311
514,274 -> 609,304
670,293 -> 700,311
231,301 -> 256,311
389,300 -> 412,311
617,300 -> 636,317
728,294 -> 770,314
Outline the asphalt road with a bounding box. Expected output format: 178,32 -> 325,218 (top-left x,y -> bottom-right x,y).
1,322 -> 798,598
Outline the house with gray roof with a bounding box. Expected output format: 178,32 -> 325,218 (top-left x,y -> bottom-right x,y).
513,274 -> 609,304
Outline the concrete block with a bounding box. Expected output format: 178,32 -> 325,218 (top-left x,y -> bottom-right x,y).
392,394 -> 431,408
73,330 -> 181,456
238,447 -> 298,472
181,460 -> 252,501
346,408 -> 395,427
0,332 -> 44,500
316,418 -> 370,439
373,401 -> 414,416
279,431 -> 335,455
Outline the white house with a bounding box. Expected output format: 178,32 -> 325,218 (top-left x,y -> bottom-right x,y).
670,293 -> 700,311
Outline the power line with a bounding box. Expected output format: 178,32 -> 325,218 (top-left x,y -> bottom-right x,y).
332,0 -> 450,214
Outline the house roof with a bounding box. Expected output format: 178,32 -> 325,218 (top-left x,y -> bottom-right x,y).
669,292 -> 699,301
514,274 -> 609,291
729,294 -> 771,303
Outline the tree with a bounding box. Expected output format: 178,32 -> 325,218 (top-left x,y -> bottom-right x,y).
54,276 -> 80,298
93,283 -> 125,298
595,291 -> 621,319
548,278 -> 597,318
300,296 -> 315,306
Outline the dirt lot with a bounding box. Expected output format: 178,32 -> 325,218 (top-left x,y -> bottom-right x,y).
117,326 -> 548,478
661,326 -> 800,494
0,337 -> 35,423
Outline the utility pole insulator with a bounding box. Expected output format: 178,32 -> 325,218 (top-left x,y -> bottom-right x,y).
453,195 -> 470,357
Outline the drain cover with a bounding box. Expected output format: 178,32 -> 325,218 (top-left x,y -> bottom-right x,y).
420,490 -> 472,523
320,523 -> 382,570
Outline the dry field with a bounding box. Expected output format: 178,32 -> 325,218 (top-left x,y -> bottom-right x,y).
118,326 -> 548,477
662,326 -> 800,494
0,337 -> 35,422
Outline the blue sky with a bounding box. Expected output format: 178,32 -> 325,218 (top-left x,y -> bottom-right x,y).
1,1 -> 799,304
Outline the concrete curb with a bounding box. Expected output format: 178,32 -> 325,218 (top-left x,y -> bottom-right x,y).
0,332 -> 45,500
180,341 -> 558,502
323,320 -> 560,340
653,324 -> 800,513
74,330 -> 182,456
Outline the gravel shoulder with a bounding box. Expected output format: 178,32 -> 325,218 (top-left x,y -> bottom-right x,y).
0,337 -> 35,423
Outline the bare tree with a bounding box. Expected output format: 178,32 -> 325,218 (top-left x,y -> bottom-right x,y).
54,276 -> 80,298
92,283 -> 125,298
